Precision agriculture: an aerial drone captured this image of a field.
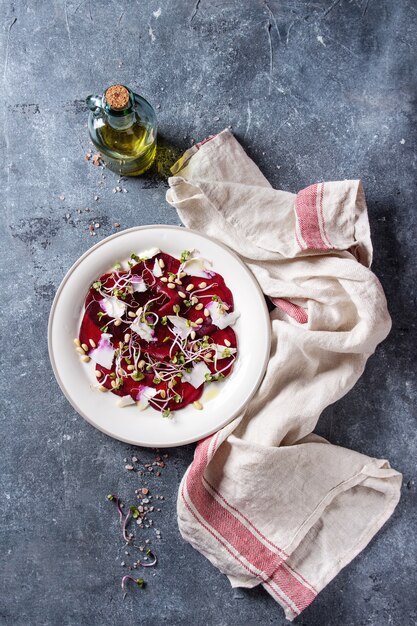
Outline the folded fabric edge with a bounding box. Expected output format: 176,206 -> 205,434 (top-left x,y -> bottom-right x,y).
294,180 -> 373,267
263,461 -> 402,621
178,434 -> 318,618
178,433 -> 402,622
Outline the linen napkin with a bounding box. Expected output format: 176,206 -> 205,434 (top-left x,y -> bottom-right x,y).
165,129 -> 401,620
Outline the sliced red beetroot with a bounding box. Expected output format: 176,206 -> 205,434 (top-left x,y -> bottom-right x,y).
157,252 -> 181,275
80,251 -> 238,413
153,283 -> 181,317
211,327 -> 237,348
149,379 -> 203,411
180,273 -> 234,310
79,301 -> 125,349
133,322 -> 173,359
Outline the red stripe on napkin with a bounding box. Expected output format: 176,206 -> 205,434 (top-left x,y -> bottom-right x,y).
183,435 -> 317,614
271,298 -> 308,324
295,183 -> 331,250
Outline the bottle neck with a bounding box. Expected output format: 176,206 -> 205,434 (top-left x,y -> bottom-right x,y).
106,110 -> 135,130
103,85 -> 135,129
87,86 -> 136,130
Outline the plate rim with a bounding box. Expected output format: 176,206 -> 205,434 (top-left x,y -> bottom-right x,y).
48,224 -> 271,447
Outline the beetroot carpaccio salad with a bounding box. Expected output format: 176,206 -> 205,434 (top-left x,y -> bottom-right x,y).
74,248 -> 239,417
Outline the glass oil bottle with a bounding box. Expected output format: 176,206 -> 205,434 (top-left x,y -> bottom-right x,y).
86,84 -> 157,176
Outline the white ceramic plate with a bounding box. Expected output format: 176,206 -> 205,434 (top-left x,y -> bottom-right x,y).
48,225 -> 270,447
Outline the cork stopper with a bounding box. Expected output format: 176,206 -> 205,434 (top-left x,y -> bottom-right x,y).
105,85 -> 130,110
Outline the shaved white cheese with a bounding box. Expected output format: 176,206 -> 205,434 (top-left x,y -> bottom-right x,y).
136,385 -> 158,410
214,344 -> 237,359
153,258 -> 163,278
182,257 -> 214,278
182,361 -> 211,388
117,395 -> 136,408
167,315 -> 193,340
137,247 -> 160,259
130,319 -> 156,342
130,275 -> 147,293
89,333 -> 115,369
101,296 -> 126,320
206,301 -> 240,330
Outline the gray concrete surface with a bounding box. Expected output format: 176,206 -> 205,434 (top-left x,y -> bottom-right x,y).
1,0 -> 416,624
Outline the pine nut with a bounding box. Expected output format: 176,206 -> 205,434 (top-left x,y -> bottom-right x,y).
193,400 -> 203,410
73,338 -> 81,347
81,355 -> 91,363
159,389 -> 166,399
204,308 -> 210,317
158,258 -> 165,268
98,385 -> 108,392
114,319 -> 122,326
224,339 -> 231,347
124,333 -> 130,343
136,307 -> 143,316
179,272 -> 186,278
195,317 -> 204,325
81,343 -> 89,352
161,277 -> 168,283
127,364 -> 135,371
204,353 -> 213,361
76,347 -> 85,355
95,370 -> 102,377
191,297 -> 199,305
128,311 -> 136,318
186,283 -> 194,292
178,291 -> 186,298
167,282 -> 175,289
190,321 -> 199,328
195,303 -> 203,310
138,359 -> 146,369
198,282 -> 207,289
111,380 -> 118,388
174,278 -> 182,285
190,330 -> 196,340
89,338 -> 96,348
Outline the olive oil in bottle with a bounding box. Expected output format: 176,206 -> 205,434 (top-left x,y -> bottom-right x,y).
86,84 -> 157,176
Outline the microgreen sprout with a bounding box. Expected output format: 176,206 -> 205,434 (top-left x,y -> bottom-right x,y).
139,549 -> 157,567
180,249 -> 192,263
121,575 -> 145,598
107,493 -> 124,522
93,281 -> 102,291
97,311 -> 106,320
132,371 -> 145,382
162,408 -> 171,418
130,505 -> 140,519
